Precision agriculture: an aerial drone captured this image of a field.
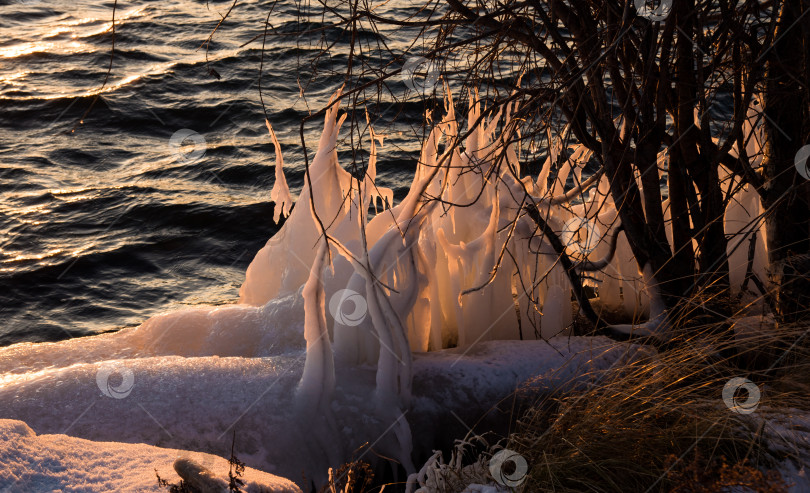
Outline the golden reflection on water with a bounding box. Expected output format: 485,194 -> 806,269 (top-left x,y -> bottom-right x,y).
0,41 -> 89,58
0,7 -> 164,99
4,249 -> 65,264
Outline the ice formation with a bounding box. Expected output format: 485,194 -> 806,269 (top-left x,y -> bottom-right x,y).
0,86 -> 773,490
235,86 -> 770,472
238,86 -> 770,474
245,87 -> 769,363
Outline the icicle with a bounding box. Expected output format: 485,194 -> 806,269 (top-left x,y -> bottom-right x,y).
363,112 -> 394,213
297,236 -> 343,473
541,285 -> 569,339
298,238 -> 335,411
549,144 -> 575,197
267,120 -> 293,223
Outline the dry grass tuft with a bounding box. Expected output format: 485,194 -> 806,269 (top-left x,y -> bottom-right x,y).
510,315 -> 810,492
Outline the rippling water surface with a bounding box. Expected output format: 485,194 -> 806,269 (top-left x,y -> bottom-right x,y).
0,0 -> 427,344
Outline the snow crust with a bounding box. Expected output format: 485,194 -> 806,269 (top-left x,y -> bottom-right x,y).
0,335 -> 638,489
0,419 -> 301,493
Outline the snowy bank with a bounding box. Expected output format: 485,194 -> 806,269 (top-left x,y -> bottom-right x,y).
0,334 -> 641,489
0,419 -> 301,493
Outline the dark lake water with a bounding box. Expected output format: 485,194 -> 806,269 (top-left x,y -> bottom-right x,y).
0,0 -> 431,344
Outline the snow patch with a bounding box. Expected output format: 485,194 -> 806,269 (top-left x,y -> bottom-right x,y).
0,419 -> 301,493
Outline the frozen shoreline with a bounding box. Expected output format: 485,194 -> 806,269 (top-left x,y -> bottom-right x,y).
0,333 -> 641,490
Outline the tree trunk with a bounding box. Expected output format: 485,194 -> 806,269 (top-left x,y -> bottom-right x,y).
675,0 -> 730,295
762,0 -> 810,321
